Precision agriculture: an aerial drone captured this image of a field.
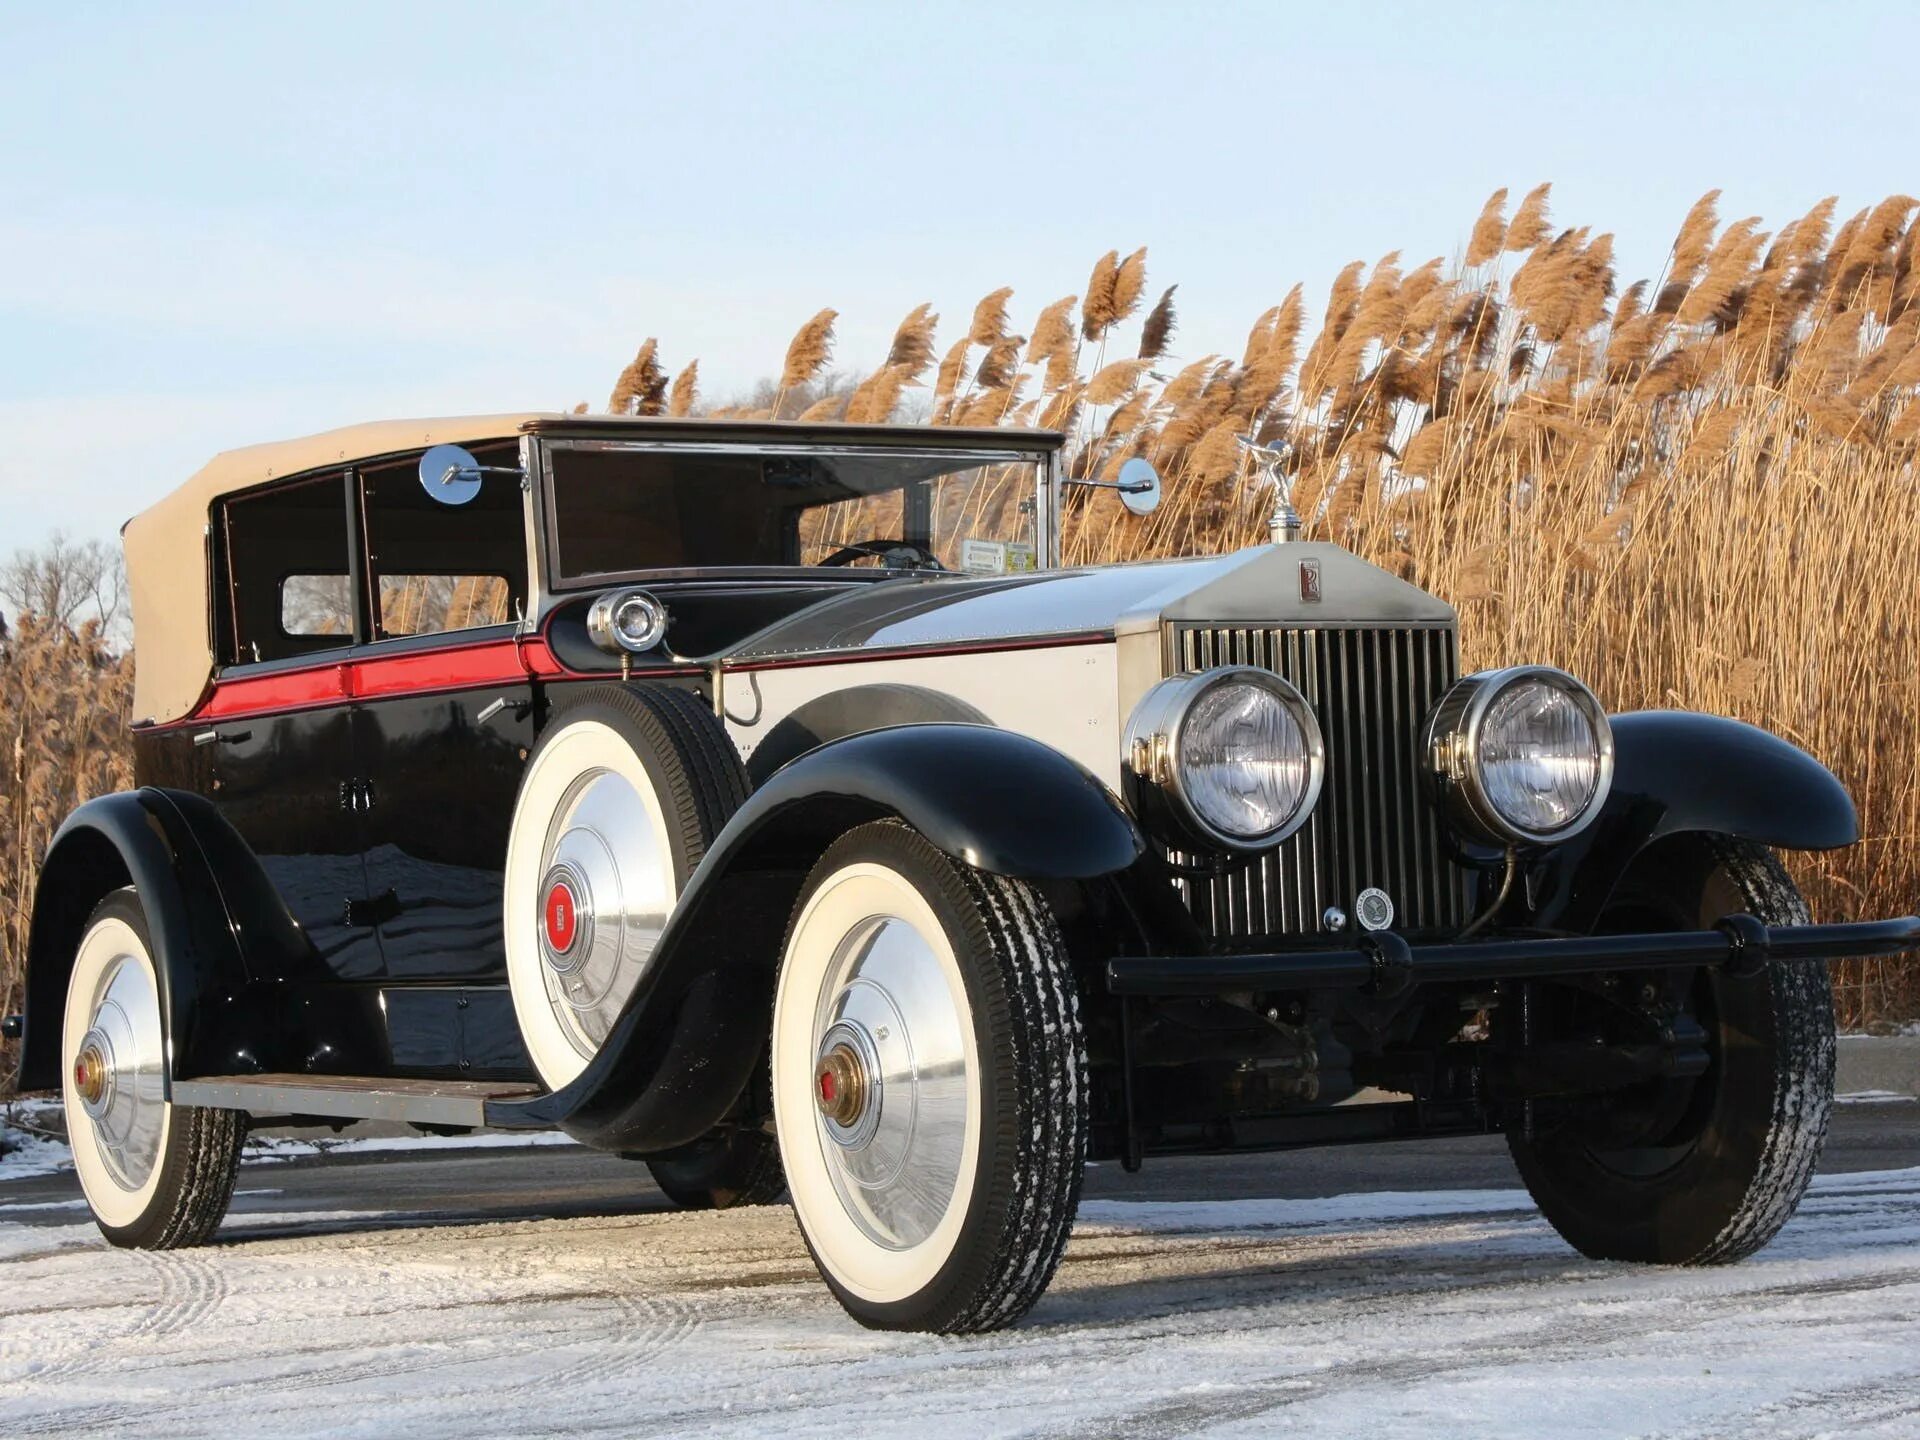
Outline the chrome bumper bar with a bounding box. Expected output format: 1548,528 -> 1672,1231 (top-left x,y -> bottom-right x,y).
1106,914 -> 1920,998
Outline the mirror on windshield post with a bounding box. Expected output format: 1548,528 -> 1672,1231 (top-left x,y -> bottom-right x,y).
419,445 -> 486,506
1117,457 -> 1161,516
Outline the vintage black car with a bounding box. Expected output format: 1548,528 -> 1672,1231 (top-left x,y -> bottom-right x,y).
17,413 -> 1919,1333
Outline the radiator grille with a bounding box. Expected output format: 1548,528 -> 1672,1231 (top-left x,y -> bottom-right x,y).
1171,624 -> 1475,940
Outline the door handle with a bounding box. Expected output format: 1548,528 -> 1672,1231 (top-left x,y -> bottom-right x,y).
193,728 -> 253,748
477,696 -> 528,726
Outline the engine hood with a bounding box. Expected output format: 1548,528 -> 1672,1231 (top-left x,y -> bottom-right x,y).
723,543 -> 1454,665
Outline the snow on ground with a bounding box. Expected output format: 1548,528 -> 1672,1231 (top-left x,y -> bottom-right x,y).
3,1165 -> 1920,1438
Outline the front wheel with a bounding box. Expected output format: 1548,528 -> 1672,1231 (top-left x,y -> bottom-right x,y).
772,821 -> 1088,1333
63,889 -> 245,1248
1510,836 -> 1835,1265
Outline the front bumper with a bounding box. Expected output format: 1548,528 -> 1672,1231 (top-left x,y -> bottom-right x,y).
1107,914 -> 1920,998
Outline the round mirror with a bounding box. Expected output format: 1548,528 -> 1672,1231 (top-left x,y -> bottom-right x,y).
1117,457 -> 1162,517
419,444 -> 483,506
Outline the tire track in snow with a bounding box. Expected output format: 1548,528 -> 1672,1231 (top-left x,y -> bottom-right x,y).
1018,1253 -> 1920,1439
126,1250 -> 226,1338
15,1249 -> 229,1386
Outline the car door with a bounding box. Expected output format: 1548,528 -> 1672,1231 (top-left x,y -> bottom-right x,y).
206,471 -> 383,981
349,448 -> 536,983
351,655 -> 535,979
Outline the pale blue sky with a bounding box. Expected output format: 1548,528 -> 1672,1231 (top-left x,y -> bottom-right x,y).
2,1 -> 1913,547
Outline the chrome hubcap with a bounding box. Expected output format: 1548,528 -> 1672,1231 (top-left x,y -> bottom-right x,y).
537,768 -> 672,1056
78,954 -> 166,1191
813,915 -> 969,1252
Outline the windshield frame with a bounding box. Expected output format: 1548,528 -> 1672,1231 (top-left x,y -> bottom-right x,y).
534,437 -> 1059,597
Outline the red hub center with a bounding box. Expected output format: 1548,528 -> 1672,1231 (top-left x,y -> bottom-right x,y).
544,880 -> 579,952
73,1044 -> 107,1106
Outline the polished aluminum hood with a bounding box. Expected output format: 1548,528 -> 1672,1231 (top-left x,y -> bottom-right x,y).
724,544 -> 1455,665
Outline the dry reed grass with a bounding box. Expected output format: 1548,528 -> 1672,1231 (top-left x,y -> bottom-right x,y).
1,614 -> 132,1080
630,185 -> 1920,1024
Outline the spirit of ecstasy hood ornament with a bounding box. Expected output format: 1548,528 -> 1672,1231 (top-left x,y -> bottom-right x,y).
1236,436 -> 1301,544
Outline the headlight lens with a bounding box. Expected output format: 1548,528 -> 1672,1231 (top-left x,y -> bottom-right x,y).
1425,666 -> 1613,846
1125,667 -> 1324,851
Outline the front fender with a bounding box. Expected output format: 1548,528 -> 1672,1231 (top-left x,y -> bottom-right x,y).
1529,711 -> 1858,930
18,789 -> 247,1091
489,723 -> 1144,1150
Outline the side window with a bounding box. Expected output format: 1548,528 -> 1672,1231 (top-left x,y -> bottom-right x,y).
360,445 -> 528,641
281,574 -> 354,637
218,473 -> 353,665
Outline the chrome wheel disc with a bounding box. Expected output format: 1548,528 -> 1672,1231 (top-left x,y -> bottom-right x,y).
537,766 -> 674,1057
811,913 -> 971,1251
78,951 -> 166,1193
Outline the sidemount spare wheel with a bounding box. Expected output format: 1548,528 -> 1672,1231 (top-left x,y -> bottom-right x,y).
505,683 -> 749,1092
64,888 -> 245,1248
772,819 -> 1089,1333
1510,835 -> 1835,1266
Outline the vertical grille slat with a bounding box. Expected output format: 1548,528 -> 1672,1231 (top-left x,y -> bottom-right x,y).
1172,622 -> 1472,940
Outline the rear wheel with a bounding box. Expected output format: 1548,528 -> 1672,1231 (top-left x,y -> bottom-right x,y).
772,820 -> 1087,1333
63,889 -> 244,1249
1509,836 -> 1834,1265
646,1126 -> 786,1210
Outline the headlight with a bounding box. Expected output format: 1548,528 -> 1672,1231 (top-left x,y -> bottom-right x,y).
1124,666 -> 1324,852
1423,665 -> 1614,846
586,588 -> 669,654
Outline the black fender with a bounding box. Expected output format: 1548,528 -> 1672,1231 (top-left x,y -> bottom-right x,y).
20,790 -> 241,1090
1527,711 -> 1858,931
17,787 -> 330,1093
489,722 -> 1144,1150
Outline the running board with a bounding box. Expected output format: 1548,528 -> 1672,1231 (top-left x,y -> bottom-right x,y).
170,1074 -> 546,1128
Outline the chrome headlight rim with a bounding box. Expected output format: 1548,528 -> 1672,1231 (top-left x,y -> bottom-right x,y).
1424,664 -> 1615,847
1124,665 -> 1326,854
586,588 -> 669,655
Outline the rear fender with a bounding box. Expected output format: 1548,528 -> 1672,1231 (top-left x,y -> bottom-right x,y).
1526,711 -> 1858,931
18,790 -> 249,1091
490,723 -> 1144,1150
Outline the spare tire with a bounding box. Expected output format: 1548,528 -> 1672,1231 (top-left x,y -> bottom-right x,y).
504,682 -> 747,1089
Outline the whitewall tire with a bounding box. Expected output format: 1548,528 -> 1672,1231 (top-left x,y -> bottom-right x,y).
505,684 -> 746,1090
63,889 -> 244,1248
772,820 -> 1087,1333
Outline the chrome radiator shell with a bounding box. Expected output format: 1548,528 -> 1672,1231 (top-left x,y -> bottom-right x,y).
1169,623 -> 1475,940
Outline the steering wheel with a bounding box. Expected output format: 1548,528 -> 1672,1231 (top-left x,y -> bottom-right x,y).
818,538 -> 946,570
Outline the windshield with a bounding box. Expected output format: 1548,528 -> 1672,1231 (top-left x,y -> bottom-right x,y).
545,445 -> 1046,586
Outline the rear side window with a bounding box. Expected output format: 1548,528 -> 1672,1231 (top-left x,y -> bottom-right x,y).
218,474 -> 353,665
360,445 -> 527,641
281,574 -> 354,637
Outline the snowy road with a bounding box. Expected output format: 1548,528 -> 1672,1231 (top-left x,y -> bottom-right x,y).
4,1137 -> 1920,1438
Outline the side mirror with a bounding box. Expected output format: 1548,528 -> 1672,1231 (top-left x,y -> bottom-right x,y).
1061,457 -> 1162,516
419,445 -> 485,505
419,444 -> 524,506
1116,457 -> 1161,517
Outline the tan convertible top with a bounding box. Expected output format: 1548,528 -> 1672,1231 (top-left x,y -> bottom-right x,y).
124,412 -> 1063,726
126,414 -> 548,725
